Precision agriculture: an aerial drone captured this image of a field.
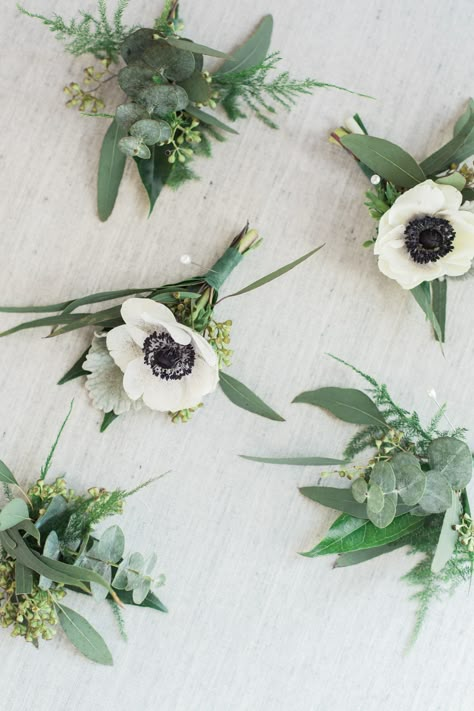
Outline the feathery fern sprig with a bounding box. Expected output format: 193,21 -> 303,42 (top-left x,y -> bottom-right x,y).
17,1 -> 135,61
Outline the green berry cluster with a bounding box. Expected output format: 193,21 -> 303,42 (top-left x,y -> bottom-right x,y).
0,559 -> 65,644
169,403 -> 203,424
63,60 -> 112,113
205,320 -> 233,368
27,477 -> 76,517
455,513 -> 474,552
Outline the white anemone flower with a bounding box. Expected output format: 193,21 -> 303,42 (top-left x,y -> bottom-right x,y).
106,298 -> 219,412
374,179 -> 474,289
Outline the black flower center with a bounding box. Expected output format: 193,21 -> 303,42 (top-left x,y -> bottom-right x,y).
404,215 -> 455,264
143,331 -> 195,381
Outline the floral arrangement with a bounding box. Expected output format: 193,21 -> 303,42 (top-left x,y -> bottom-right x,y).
0,225 -> 321,430
0,407 -> 166,664
244,358 -> 474,644
19,0 -> 362,220
330,101 -> 474,342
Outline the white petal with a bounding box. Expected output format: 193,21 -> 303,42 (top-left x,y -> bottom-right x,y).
106,325 -> 143,372
377,245 -> 443,289
122,358 -> 149,401
436,183 -> 463,212
84,335 -> 142,415
445,212 -> 474,257
190,330 -> 219,366
374,224 -> 405,254
142,376 -> 189,412
121,298 -> 176,331
186,355 -> 219,396
386,180 -> 445,226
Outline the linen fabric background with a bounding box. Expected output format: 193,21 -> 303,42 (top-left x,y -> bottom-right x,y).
0,0 -> 473,709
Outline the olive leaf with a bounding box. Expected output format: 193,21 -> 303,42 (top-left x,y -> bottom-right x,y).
340,134 -> 426,188
164,36 -> 227,58
294,387 -> 387,428
216,15 -> 273,75
97,119 -> 127,222
219,372 -> 284,421
56,604 -> 113,666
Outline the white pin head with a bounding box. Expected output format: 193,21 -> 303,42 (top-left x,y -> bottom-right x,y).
370,174 -> 381,186
180,254 -> 192,265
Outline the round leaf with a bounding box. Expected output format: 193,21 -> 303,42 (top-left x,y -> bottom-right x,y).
130,118 -> 172,145
163,49 -> 195,81
132,576 -> 151,604
428,437 -> 473,489
391,452 -> 426,505
417,470 -> 453,514
115,102 -> 149,132
39,531 -> 60,590
112,555 -> 130,590
138,84 -> 188,116
143,41 -> 176,70
120,28 -> 155,64
0,498 -> 29,531
370,460 -> 396,494
367,483 -> 384,514
118,64 -> 155,97
367,492 -> 397,529
178,70 -> 212,103
118,136 -> 151,159
89,561 -> 112,602
351,477 -> 368,503
97,525 -> 125,563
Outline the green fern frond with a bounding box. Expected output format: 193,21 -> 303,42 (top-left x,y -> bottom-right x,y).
18,1 -> 135,60
109,599 -> 128,640
167,161 -> 199,189
40,401 -> 73,481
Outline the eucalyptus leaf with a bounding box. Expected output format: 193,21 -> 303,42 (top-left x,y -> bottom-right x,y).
454,99 -> 474,135
144,42 -> 195,81
371,460 -> 396,493
120,28 -> 155,64
0,460 -> 18,486
0,498 -> 29,531
164,36 -> 227,58
97,119 -> 127,222
302,512 -> 423,556
436,173 -> 466,191
431,491 -> 462,574
427,436 -> 473,489
241,455 -> 346,466
221,245 -> 324,301
216,15 -> 273,75
294,387 -> 387,428
367,492 -> 397,528
134,142 -> 174,215
114,588 -> 167,613
341,134 -> 426,188
39,530 -> 60,590
89,561 -> 112,602
367,482 -> 384,514
391,452 -> 426,505
351,478 -> 368,503
219,372 -> 284,421
57,604 -> 113,666
97,525 -> 125,563
130,118 -> 171,145
118,136 -> 151,159
15,561 -> 33,595
118,64 -> 155,97
115,102 -> 149,132
177,69 -> 212,103
417,469 -> 452,514
132,577 -> 152,604
112,556 -> 130,590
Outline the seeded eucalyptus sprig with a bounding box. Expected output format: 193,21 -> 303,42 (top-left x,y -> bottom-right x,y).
19,0 -> 367,220
242,357 -> 474,643
330,101 -> 474,344
0,225 -> 322,431
0,407 -> 167,664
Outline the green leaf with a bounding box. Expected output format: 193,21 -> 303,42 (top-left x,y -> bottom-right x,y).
58,348 -> 90,385
100,411 -> 119,432
0,312 -> 90,338
114,588 -> 167,613
431,279 -> 447,343
417,470 -> 452,514
119,136 -> 151,159
0,460 -> 18,486
299,486 -> 369,518
185,105 -> 239,134
436,173 -> 466,191
115,102 -> 149,132
340,134 -> 426,188
391,452 -> 426,505
371,461 -> 396,493
454,99 -> 474,135
221,245 -> 324,301
97,119 -> 127,222
35,496 -> 68,532
39,530 -> 61,590
120,28 -> 155,64
410,282 -> 444,344
219,372 -> 284,421
134,142 -> 173,215
427,437 -> 472,489
0,301 -> 71,314
178,70 -> 212,103
15,561 -> 33,595
431,491 -> 462,574
0,499 -> 29,531
138,84 -> 188,116
351,478 -> 368,503
216,15 -> 273,75
130,118 -> 171,145
367,483 -> 384,513
97,526 -> 125,563
293,387 -> 387,428
61,288 -> 154,315
118,64 -> 155,97
56,604 -> 113,666
164,36 -> 227,58
335,537 -> 412,567
302,512 -> 424,556
367,492 -> 397,528
133,577 -> 152,605
421,106 -> 474,175
240,455 -> 346,466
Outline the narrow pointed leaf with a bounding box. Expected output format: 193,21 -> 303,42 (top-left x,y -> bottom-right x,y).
15,561 -> 33,594
57,604 -> 113,665
164,36 -> 227,58
299,486 -> 369,518
302,512 -> 424,557
410,282 -> 443,343
221,245 -> 323,301
341,134 -> 426,188
335,537 -> 413,567
0,499 -> 29,531
185,105 -> 238,134
219,372 -> 284,421
421,107 -> 474,175
431,279 -> 447,343
58,348 -> 90,385
431,491 -> 462,574
0,301 -> 71,314
101,411 -> 119,432
111,588 -> 168,613
241,455 -> 346,466
97,119 -> 127,222
0,313 -> 90,338
294,386 -> 387,428
61,288 -> 153,315
216,15 -> 273,75
0,460 -> 18,486
134,143 -> 173,215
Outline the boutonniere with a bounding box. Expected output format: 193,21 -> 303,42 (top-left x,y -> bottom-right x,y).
331,101 -> 474,343
244,358 -> 473,644
0,407 -> 166,664
20,1 -> 363,220
0,225 -> 321,430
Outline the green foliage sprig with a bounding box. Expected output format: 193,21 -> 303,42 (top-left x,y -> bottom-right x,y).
0,408 -> 167,664
20,1 -> 365,219
243,358 -> 473,644
0,225 -> 322,431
